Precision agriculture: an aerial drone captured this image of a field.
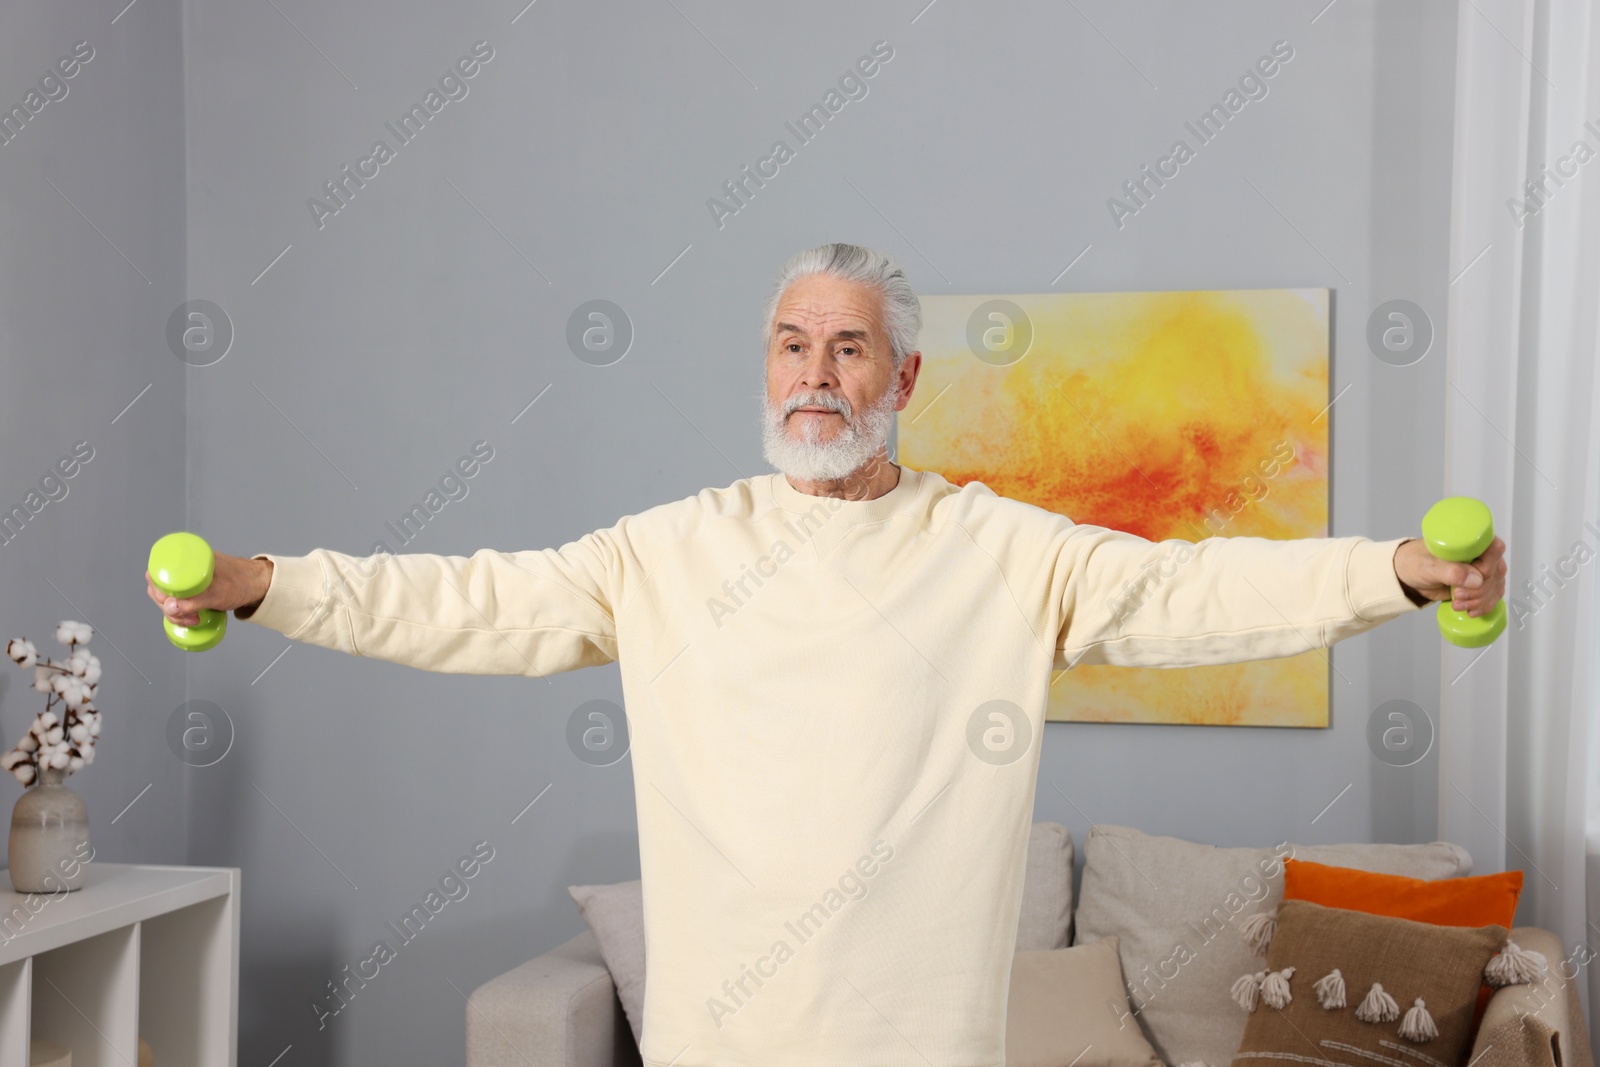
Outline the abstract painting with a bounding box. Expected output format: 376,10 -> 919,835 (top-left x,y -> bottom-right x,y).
897,288 -> 1331,727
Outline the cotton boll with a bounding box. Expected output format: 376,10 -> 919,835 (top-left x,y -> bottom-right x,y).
7,638 -> 39,667
18,734 -> 37,753
0,752 -> 18,770
44,727 -> 63,746
55,621 -> 90,646
80,745 -> 94,764
66,621 -> 90,644
48,750 -> 69,770
14,765 -> 34,785
69,725 -> 87,743
67,649 -> 90,675
82,657 -> 101,685
87,718 -> 101,737
39,712 -> 57,729
32,667 -> 53,693
68,756 -> 82,772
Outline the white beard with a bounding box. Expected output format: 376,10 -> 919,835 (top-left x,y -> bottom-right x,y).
760,383 -> 898,482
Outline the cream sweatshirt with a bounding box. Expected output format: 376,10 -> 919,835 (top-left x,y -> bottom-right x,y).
241,465 -> 1428,1067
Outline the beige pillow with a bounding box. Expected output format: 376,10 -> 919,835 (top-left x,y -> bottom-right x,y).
1072,825 -> 1471,1067
1008,937 -> 1164,1067
1230,899 -> 1507,1067
568,880 -> 645,1044
1017,822 -> 1074,952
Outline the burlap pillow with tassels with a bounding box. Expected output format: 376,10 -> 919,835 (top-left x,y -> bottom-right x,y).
1187,899 -> 1550,1067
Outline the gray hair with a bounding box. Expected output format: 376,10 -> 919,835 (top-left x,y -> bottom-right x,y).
762,243 -> 922,369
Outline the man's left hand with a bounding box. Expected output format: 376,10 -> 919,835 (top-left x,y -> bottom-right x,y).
1393,536 -> 1507,616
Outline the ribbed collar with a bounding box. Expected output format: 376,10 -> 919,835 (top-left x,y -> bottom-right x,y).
767,465 -> 927,527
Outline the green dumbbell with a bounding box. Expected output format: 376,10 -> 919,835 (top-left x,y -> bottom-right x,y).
1419,497 -> 1507,648
148,532 -> 228,652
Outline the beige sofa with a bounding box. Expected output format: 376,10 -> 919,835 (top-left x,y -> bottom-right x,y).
465,824 -> 1594,1067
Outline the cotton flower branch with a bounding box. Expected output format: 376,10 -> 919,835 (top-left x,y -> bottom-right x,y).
3,621 -> 102,785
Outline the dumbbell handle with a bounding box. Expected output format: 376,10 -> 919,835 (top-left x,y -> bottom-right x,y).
1419,497 -> 1506,648
148,532 -> 228,652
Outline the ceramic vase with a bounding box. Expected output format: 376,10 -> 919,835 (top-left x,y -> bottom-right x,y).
8,766 -> 89,892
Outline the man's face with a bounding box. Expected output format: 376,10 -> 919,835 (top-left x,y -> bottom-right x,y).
763,273 -> 915,450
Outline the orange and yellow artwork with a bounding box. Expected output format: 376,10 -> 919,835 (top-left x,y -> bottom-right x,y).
897,288 -> 1331,727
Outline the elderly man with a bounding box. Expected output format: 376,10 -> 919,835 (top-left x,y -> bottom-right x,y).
147,242 -> 1506,1067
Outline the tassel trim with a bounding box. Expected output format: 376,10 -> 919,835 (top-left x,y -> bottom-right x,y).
1355,982 -> 1400,1023
1240,910 -> 1277,955
1485,939 -> 1549,987
1260,965 -> 1296,1009
1313,967 -> 1346,1009
1231,970 -> 1266,1012
1398,997 -> 1438,1042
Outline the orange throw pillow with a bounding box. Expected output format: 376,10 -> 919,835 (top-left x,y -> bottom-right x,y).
1283,858 -> 1522,927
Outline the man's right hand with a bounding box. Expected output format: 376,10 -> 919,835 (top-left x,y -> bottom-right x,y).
146,554 -> 274,626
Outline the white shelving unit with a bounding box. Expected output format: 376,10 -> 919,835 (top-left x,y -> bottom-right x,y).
0,863 -> 239,1067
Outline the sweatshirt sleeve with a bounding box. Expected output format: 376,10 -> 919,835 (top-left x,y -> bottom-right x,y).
234,529 -> 621,677
1055,527 -> 1430,670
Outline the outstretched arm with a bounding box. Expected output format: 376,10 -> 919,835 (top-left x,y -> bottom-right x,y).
147,533 -> 621,677
1055,527 -> 1505,670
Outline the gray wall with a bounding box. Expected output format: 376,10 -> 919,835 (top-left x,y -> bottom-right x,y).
7,0 -> 1461,1063
0,4 -> 189,868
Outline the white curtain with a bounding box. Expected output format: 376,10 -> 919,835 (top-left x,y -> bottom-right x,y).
1440,0 -> 1600,1027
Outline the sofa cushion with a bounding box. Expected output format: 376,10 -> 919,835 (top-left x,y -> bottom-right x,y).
1229,899 -> 1507,1067
1007,937 -> 1163,1067
1072,825 -> 1471,1067
1016,822 -> 1074,951
1284,858 -> 1525,1042
1283,858 -> 1520,928
568,880 -> 646,1045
